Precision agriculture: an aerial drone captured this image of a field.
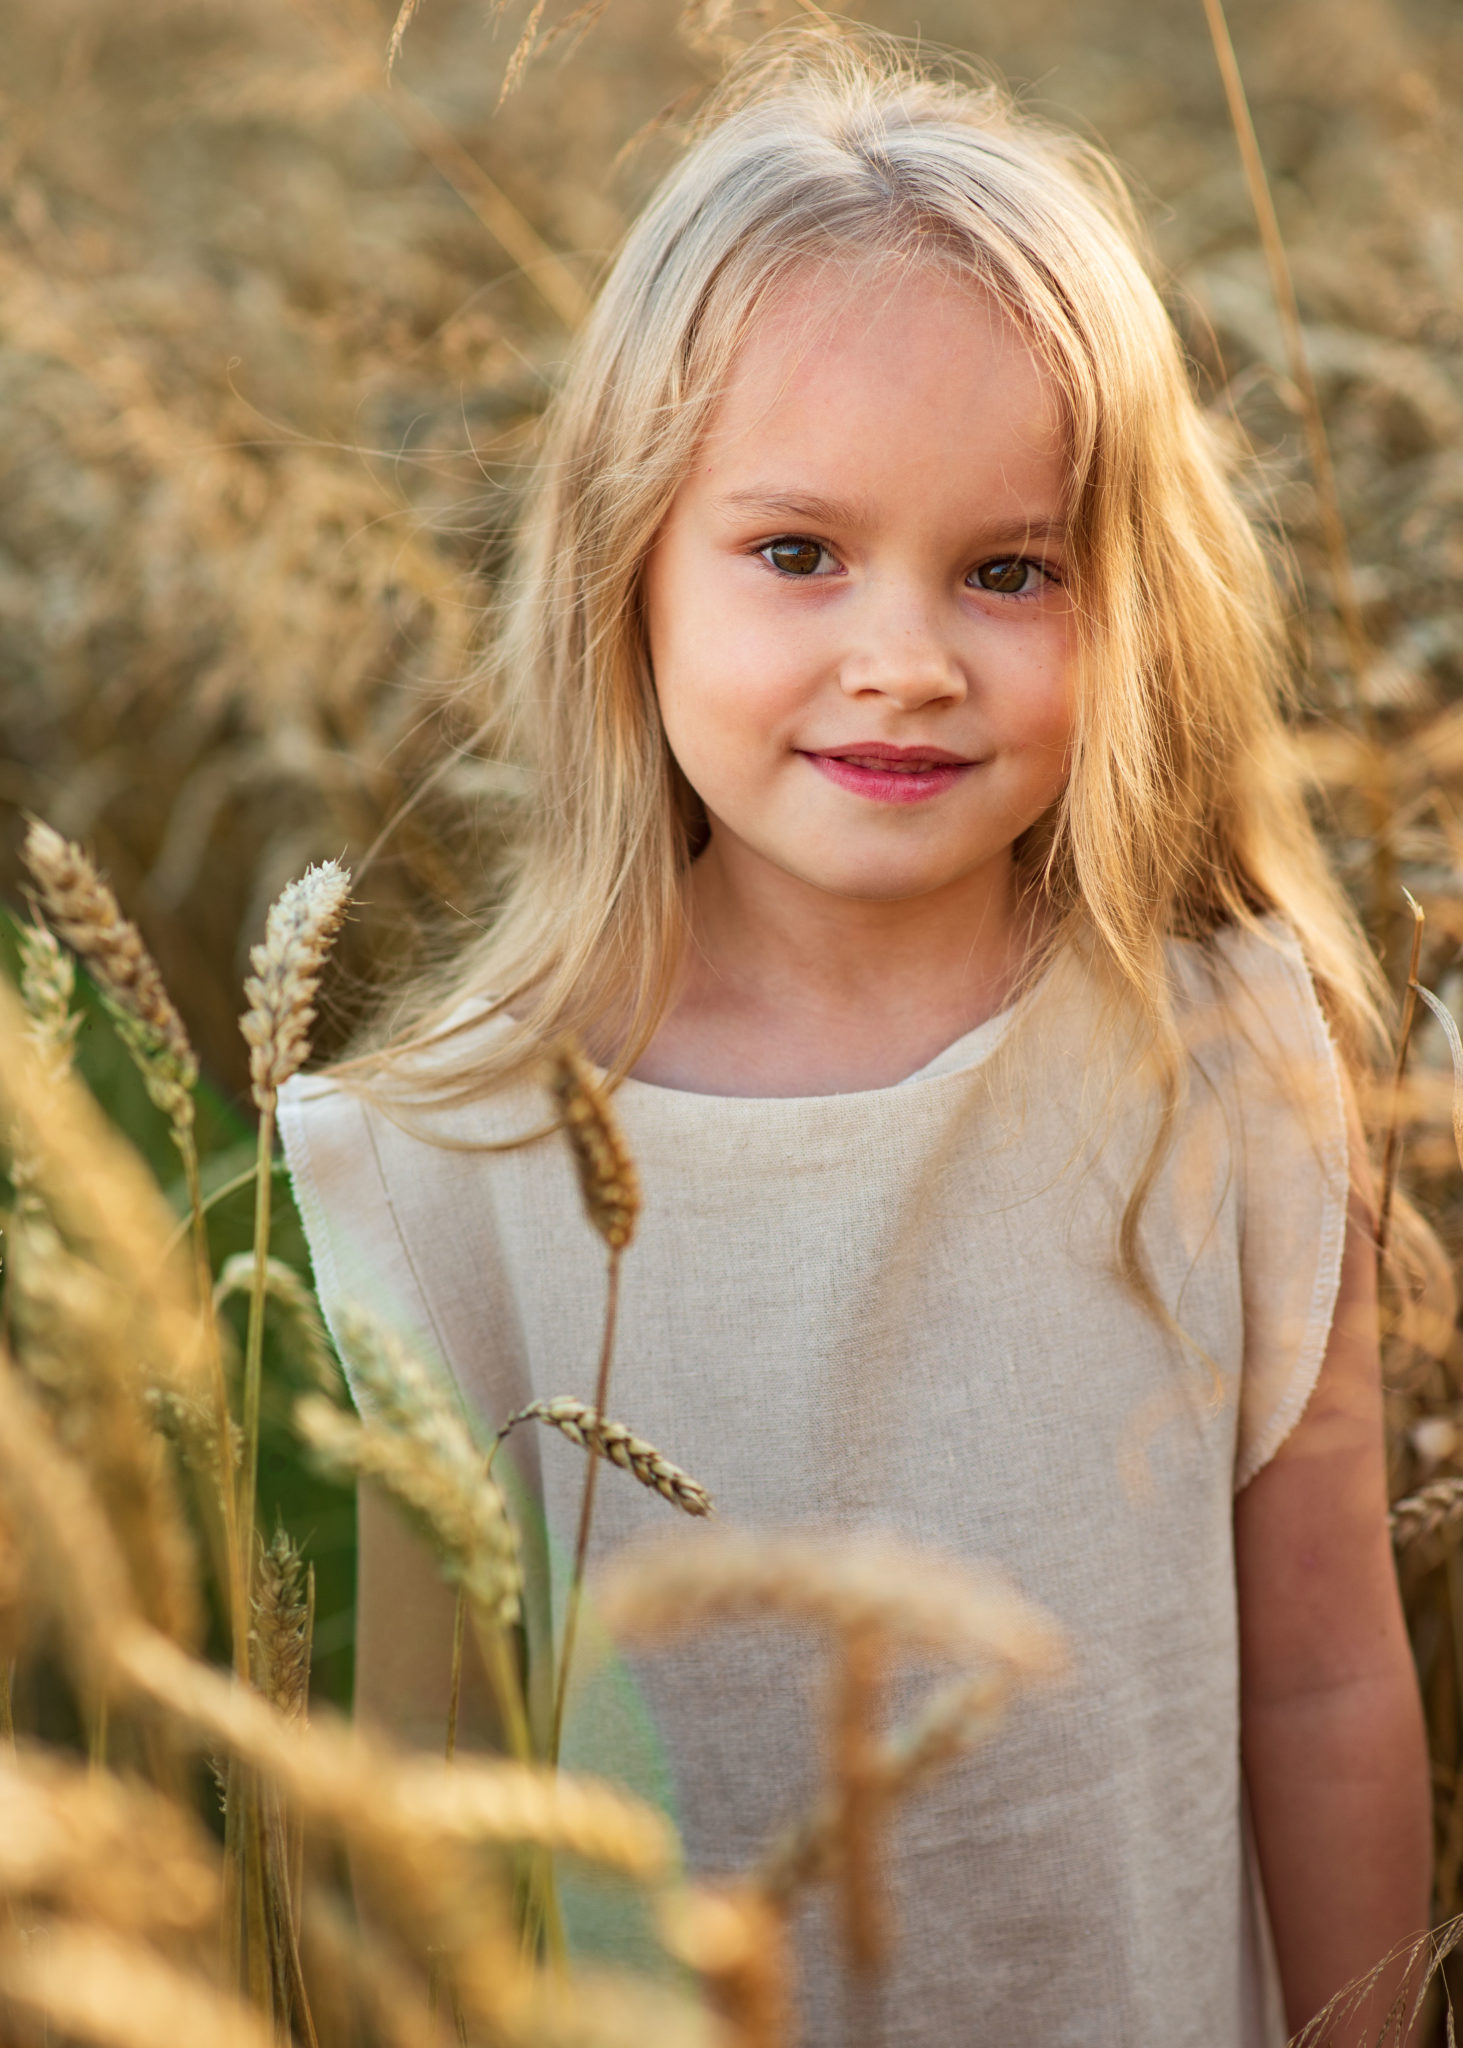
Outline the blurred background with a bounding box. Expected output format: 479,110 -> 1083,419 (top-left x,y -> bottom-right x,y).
3,0 -> 1462,1879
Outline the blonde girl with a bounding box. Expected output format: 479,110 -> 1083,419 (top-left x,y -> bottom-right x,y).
282,34 -> 1430,2045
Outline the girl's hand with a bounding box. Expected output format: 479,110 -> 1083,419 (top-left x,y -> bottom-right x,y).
1236,1141 -> 1432,2042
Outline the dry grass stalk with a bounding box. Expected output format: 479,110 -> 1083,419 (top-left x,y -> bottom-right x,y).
1379,891 -> 1426,1253
1392,1477 -> 1463,1555
547,1044 -> 641,1254
0,977 -> 238,1650
0,1749 -> 218,1937
596,1530 -> 1068,1676
830,1631 -> 886,1976
239,860 -> 351,1116
757,1669 -> 1019,1906
660,1885 -> 792,2048
6,1224 -> 202,1651
215,1255 -> 340,1393
547,1044 -> 641,1764
21,821 -> 198,1129
0,1919 -> 276,2048
1411,983 -> 1463,1177
498,1398 -> 712,1516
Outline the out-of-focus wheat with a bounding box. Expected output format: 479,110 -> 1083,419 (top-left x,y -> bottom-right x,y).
0,1749 -> 218,1936
0,1921 -> 277,2048
597,1529 -> 1068,1676
215,1254 -> 340,1393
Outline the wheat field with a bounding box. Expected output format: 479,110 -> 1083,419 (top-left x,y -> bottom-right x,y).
2,0 -> 1463,2039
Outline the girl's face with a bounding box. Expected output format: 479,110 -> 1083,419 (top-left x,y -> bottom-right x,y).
644,260 -> 1076,912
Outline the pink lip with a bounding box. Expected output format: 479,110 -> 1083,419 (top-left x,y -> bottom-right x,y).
799,743 -> 979,805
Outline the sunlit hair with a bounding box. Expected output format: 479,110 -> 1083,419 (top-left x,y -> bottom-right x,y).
342,29 -> 1388,1282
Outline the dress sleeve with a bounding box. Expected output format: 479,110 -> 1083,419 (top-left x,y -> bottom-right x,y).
277,1073 -> 458,1414
1209,923 -> 1352,1492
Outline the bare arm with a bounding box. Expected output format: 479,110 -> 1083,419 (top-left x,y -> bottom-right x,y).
1236,1178 -> 1432,2040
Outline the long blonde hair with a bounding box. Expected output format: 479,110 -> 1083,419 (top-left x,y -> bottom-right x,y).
342,30 -> 1384,1173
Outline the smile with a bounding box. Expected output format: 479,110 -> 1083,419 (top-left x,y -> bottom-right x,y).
799,746 -> 979,806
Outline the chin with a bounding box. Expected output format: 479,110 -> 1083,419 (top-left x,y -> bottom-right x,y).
790,857 -> 972,904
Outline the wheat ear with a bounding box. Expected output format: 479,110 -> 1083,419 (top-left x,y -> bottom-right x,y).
1392,1477 -> 1463,1554
0,1920 -> 277,2048
546,1042 -> 640,1253
21,820 -> 198,1125
0,1748 -> 218,1936
497,1398 -> 712,1517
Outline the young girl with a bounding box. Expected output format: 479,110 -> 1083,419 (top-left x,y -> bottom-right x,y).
280,35 -> 1431,2044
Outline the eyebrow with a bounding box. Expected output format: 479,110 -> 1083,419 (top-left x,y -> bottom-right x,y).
717,486 -> 1069,543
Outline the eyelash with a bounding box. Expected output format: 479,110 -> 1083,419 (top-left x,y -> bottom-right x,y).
755,535 -> 1060,598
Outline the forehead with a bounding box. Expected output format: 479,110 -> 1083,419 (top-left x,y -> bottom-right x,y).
689,256 -> 1069,524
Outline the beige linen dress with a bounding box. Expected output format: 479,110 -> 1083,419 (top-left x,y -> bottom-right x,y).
280,917 -> 1348,2047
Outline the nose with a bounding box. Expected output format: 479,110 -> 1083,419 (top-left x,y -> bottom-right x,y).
836,584 -> 966,711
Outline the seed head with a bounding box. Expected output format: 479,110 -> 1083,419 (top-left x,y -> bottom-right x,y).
499,1398 -> 711,1516
547,1042 -> 640,1252
16,920 -> 79,1086
22,821 -> 196,1126
240,861 -> 352,1112
251,1526 -> 313,1722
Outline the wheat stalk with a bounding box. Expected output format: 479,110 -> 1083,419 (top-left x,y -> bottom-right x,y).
5,857 -> 243,1672
830,1630 -> 886,1976
757,1668 -> 1019,1905
236,861 -> 351,1732
497,1399 -> 712,1516
1378,890 -> 1426,1252
546,1044 -> 641,1768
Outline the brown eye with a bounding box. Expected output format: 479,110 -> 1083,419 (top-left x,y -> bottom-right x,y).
973,558 -> 1033,594
765,538 -> 825,576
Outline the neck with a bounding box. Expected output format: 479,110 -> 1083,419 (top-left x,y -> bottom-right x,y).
634,831 -> 1038,1096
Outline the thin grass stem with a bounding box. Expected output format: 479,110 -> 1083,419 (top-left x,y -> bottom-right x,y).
446,1589 -> 467,1766
1379,890 -> 1425,1254
162,1161 -> 287,1262
239,1106 -> 277,1611
179,1130 -> 249,1680
550,1246 -> 621,1766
